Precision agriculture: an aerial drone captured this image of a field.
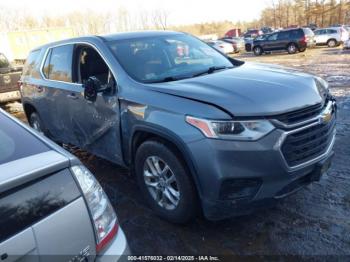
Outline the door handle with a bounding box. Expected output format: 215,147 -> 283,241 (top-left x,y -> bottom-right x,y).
67,93 -> 79,100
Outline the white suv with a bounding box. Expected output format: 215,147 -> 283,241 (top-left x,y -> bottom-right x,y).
314,27 -> 350,47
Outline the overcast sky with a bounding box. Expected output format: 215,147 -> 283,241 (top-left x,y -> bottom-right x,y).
0,0 -> 269,25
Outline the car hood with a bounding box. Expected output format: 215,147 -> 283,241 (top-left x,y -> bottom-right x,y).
148,62 -> 325,117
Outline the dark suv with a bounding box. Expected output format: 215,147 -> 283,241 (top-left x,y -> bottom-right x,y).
253,28 -> 316,56
21,31 -> 336,223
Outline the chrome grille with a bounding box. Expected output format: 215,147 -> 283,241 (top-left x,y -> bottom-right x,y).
281,116 -> 335,167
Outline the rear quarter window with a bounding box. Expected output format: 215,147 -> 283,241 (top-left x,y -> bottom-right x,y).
0,112 -> 49,165
22,50 -> 41,79
302,28 -> 314,36
328,29 -> 337,34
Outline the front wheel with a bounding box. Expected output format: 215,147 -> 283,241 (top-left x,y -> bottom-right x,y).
134,140 -> 198,223
287,43 -> 297,54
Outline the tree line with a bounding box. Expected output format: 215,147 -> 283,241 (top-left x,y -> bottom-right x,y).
0,1 -> 349,38
259,0 -> 350,28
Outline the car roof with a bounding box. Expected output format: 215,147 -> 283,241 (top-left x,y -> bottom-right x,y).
31,30 -> 186,51
101,30 -> 184,41
0,109 -> 79,193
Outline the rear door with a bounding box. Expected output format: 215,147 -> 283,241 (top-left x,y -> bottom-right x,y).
276,31 -> 290,50
39,44 -> 79,143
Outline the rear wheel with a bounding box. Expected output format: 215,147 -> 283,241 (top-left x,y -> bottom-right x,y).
29,112 -> 44,135
327,39 -> 337,48
253,46 -> 263,56
134,140 -> 198,223
287,43 -> 297,54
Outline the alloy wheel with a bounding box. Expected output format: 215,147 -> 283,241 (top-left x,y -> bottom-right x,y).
143,156 -> 180,210
288,44 -> 297,53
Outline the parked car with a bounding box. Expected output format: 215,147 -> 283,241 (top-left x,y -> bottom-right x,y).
0,53 -> 22,103
244,37 -> 255,52
307,23 -> 318,31
253,28 -> 316,55
207,40 -> 234,54
220,37 -> 245,53
224,28 -> 242,38
21,31 -> 336,223
243,29 -> 263,38
0,108 -> 129,260
314,27 -> 350,47
261,27 -> 274,34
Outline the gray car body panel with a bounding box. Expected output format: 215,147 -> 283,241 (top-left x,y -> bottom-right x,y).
20,31 -> 335,220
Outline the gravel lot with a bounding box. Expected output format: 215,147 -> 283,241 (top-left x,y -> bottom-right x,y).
2,46 -> 350,258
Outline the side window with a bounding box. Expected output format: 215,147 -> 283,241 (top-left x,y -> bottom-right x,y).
278,31 -> 289,40
328,29 -> 337,34
0,53 -> 10,69
74,45 -> 114,87
42,49 -> 52,79
22,50 -> 41,78
268,33 -> 278,41
44,45 -> 73,83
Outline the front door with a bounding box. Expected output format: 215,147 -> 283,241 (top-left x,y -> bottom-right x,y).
263,33 -> 278,51
67,44 -> 123,164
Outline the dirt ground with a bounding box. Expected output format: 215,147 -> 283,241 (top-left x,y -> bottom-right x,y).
2,46 -> 350,258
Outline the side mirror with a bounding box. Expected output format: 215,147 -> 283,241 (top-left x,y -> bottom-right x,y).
84,76 -> 102,102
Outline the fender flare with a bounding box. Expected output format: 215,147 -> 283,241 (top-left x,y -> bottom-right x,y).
128,123 -> 203,197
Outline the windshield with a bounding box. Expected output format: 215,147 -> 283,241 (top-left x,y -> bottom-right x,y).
107,34 -> 234,83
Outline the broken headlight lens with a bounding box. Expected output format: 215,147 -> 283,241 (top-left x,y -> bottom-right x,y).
186,116 -> 275,141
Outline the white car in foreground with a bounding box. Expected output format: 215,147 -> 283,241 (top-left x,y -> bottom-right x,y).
207,40 -> 234,54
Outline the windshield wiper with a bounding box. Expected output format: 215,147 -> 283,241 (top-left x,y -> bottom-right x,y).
146,76 -> 190,84
193,66 -> 233,77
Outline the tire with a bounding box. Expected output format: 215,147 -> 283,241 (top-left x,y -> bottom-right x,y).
29,112 -> 45,135
299,47 -> 306,52
245,43 -> 252,52
287,43 -> 297,54
327,39 -> 337,48
253,46 -> 263,56
134,140 -> 198,223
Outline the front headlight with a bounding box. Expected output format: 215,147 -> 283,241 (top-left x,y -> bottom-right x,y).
186,116 -> 275,141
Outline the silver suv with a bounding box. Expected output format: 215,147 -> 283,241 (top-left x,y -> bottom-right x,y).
0,108 -> 129,261
314,27 -> 350,47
